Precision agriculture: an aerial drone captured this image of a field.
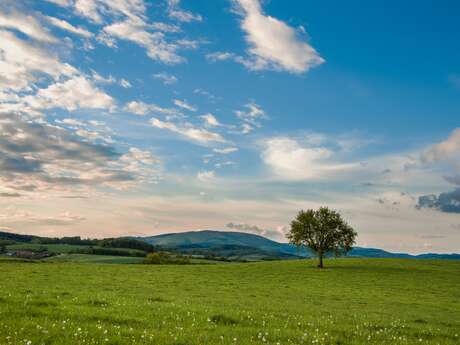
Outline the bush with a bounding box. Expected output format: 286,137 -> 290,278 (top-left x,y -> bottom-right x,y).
143,252 -> 190,265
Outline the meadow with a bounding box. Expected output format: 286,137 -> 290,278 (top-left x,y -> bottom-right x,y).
0,258 -> 459,345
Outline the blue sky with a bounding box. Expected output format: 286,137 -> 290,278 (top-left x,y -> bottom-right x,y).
1,0 -> 459,253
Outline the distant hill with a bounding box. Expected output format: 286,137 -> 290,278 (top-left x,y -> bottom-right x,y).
0,231 -> 40,243
2,230 -> 459,262
138,230 -> 460,261
138,230 -> 309,261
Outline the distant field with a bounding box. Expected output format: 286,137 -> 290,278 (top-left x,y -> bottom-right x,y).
46,254 -> 145,264
6,243 -> 91,253
0,259 -> 459,345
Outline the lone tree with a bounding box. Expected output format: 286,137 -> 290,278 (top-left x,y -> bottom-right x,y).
287,207 -> 357,268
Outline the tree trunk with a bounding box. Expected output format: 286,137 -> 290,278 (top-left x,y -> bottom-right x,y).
318,252 -> 324,268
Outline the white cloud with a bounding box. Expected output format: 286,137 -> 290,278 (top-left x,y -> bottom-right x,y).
421,128 -> 460,164
234,102 -> 266,133
56,118 -> 85,126
150,118 -> 226,144
75,128 -> 113,143
153,72 -> 178,85
92,71 -> 116,84
232,0 -> 324,73
206,51 -> 235,62
119,78 -> 132,88
117,147 -> 161,184
194,88 -> 217,102
240,123 -> 253,134
50,0 -> 146,24
0,113 -> 158,194
0,10 -> 56,43
236,102 -> 265,122
213,147 -> 238,154
200,113 -> 221,127
103,17 -> 184,64
197,170 -> 216,183
47,0 -> 198,63
96,31 -> 117,47
174,99 -> 197,112
92,70 -> 132,88
121,147 -> 159,165
74,0 -> 104,23
24,76 -> 114,111
262,137 -> 358,180
124,101 -> 180,117
45,16 -> 93,38
167,0 -> 202,23
0,30 -> 77,92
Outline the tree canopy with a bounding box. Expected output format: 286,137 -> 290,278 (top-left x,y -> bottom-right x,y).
287,207 -> 357,268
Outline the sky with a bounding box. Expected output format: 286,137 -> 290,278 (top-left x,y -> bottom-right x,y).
1,0 -> 460,254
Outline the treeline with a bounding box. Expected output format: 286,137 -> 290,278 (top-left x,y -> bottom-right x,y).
98,238 -> 154,253
0,231 -> 155,253
72,247 -> 147,257
32,236 -> 96,246
0,231 -> 39,243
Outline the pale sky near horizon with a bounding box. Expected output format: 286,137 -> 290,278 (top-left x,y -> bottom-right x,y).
1,0 -> 460,254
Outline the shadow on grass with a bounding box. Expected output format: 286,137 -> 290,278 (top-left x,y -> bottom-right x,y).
209,314 -> 239,325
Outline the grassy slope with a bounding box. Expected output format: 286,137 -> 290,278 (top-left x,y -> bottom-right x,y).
0,259 -> 459,345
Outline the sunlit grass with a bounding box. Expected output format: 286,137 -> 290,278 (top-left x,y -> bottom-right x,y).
0,258 -> 459,344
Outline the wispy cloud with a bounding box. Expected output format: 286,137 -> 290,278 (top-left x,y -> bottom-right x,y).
167,0 -> 202,23
45,16 -> 93,38
153,72 -> 178,85
234,102 -> 267,134
200,113 -> 221,127
124,101 -> 181,117
174,99 -> 197,112
150,118 -> 226,144
197,170 -> 216,183
213,147 -> 238,154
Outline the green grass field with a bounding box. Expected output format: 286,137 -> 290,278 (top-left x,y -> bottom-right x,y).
0,258 -> 459,345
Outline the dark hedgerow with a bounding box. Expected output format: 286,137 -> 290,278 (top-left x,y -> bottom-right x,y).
143,252 -> 191,265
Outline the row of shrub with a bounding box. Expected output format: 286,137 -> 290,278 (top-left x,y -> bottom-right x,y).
72,247 -> 147,257
143,252 -> 191,265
